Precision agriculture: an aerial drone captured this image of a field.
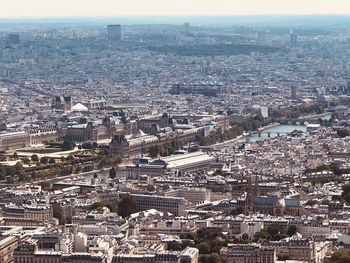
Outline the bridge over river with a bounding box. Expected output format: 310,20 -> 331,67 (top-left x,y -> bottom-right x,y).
254,130 -> 294,138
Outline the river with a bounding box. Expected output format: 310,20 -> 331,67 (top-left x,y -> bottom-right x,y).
221,112 -> 332,147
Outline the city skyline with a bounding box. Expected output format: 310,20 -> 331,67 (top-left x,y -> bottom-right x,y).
2,0 -> 350,17
1,1 -> 350,262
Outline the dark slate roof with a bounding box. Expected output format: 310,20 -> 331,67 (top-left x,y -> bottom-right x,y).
285,199 -> 301,207
254,197 -> 278,206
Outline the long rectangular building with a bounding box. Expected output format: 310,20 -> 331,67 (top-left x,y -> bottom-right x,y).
126,151 -> 215,178
127,193 -> 187,216
0,131 -> 30,151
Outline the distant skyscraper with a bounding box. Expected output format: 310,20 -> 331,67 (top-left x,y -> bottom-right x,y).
107,25 -> 121,41
290,33 -> 298,47
184,23 -> 190,35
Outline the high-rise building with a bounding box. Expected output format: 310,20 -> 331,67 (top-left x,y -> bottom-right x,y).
184,22 -> 190,34
290,33 -> 298,47
107,24 -> 122,41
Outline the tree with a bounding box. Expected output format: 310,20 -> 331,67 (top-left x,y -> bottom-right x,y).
90,202 -> 107,211
74,165 -> 82,174
14,163 -> 25,175
180,257 -> 192,263
40,181 -> 52,191
182,239 -> 195,247
49,157 -> 56,164
117,195 -> 137,218
321,199 -> 330,205
342,182 -> 350,204
30,172 -> 37,180
254,225 -> 287,241
197,241 -> 211,254
330,163 -> 342,176
305,199 -> 319,206
53,210 -> 64,225
18,173 -> 27,182
82,142 -> 93,149
98,148 -> 109,156
267,225 -> 287,241
109,167 -> 116,179
89,202 -> 116,213
200,256 -> 208,263
147,184 -> 155,192
40,156 -> 49,164
210,239 -> 226,253
230,207 -> 244,216
98,156 -> 108,169
13,152 -> 18,159
6,177 -> 14,184
0,165 -> 6,180
167,241 -> 182,251
287,225 -> 297,237
254,229 -> 269,241
207,253 -> 221,263
22,157 -> 30,164
31,154 -> 39,162
326,251 -> 350,263
149,145 -> 160,158
66,155 -> 74,162
62,140 -> 76,151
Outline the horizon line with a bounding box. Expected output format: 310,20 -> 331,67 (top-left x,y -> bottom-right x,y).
1,14 -> 350,19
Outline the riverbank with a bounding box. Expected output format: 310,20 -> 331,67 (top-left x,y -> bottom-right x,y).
212,135 -> 245,148
34,168 -> 111,184
299,112 -> 332,120
212,122 -> 281,149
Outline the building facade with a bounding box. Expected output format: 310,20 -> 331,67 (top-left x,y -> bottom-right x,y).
127,193 -> 187,217
220,244 -> 276,263
0,131 -> 30,151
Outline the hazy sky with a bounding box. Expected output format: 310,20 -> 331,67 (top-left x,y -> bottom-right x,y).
2,0 -> 350,17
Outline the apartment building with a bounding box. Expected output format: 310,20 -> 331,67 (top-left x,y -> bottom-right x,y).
112,247 -> 199,263
220,243 -> 276,263
0,236 -> 18,263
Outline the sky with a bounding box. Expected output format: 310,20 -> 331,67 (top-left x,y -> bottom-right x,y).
2,0 -> 350,17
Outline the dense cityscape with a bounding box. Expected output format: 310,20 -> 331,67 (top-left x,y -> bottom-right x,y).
0,12 -> 350,263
